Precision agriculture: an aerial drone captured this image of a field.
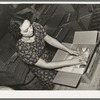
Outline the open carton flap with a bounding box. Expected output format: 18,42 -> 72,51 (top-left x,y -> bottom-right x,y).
53,71 -> 81,87
73,31 -> 98,45
52,31 -> 98,87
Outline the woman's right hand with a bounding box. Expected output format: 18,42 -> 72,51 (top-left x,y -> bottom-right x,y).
69,56 -> 87,65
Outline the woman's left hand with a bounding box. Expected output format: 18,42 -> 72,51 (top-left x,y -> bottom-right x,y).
68,49 -> 80,56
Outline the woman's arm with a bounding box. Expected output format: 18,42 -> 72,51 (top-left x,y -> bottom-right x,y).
35,56 -> 86,69
44,35 -> 79,55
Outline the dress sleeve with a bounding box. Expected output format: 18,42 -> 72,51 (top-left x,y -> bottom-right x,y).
32,22 -> 47,39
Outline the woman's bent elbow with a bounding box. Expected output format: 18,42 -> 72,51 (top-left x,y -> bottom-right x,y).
35,58 -> 56,69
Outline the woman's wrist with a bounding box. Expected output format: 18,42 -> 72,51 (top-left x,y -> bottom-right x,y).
65,60 -> 72,66
65,47 -> 70,53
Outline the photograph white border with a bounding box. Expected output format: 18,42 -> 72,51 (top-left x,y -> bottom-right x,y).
0,1 -> 100,98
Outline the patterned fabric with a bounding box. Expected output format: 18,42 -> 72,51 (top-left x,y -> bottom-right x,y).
30,47 -> 57,90
16,22 -> 57,90
16,22 -> 47,64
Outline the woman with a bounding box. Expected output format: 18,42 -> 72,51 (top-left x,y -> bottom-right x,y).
9,15 -> 86,90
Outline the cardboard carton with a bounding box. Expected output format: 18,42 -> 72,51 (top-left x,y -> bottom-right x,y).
52,31 -> 98,87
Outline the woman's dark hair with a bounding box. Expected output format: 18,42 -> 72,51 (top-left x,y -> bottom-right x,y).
9,15 -> 25,41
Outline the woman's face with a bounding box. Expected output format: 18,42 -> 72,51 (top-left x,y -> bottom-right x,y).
20,19 -> 33,37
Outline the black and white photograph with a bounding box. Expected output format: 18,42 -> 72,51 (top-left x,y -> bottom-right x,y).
0,2 -> 100,95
